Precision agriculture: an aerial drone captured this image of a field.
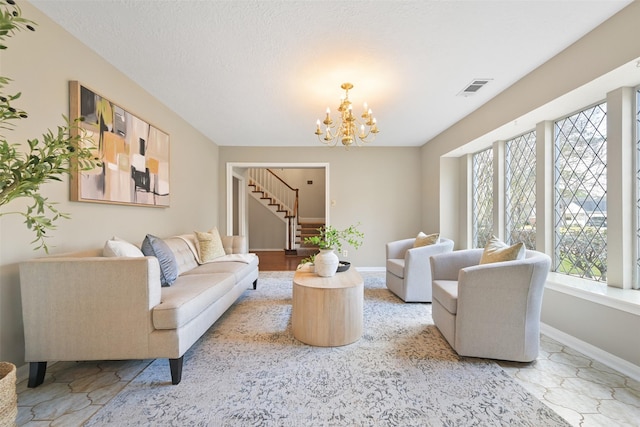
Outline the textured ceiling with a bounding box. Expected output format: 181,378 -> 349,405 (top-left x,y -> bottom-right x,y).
30,0 -> 633,147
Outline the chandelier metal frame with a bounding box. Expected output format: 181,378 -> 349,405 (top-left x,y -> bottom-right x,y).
314,82 -> 379,148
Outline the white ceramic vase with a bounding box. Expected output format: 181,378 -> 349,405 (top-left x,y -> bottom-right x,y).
314,248 -> 339,277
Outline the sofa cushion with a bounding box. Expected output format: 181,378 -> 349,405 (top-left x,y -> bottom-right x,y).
163,235 -> 199,275
413,232 -> 440,248
386,258 -> 405,278
220,235 -> 246,255
480,235 -> 525,265
141,234 -> 179,286
182,254 -> 259,283
432,280 -> 459,314
194,229 -> 226,263
103,237 -> 144,257
153,272 -> 237,330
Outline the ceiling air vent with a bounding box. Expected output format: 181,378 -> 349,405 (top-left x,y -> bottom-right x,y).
458,79 -> 492,97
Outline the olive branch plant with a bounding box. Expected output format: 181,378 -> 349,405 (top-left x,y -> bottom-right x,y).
301,223 -> 364,265
0,0 -> 101,252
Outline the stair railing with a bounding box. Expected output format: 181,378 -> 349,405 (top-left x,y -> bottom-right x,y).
248,168 -> 299,252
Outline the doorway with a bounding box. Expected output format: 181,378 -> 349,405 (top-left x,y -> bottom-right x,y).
226,162 -> 330,250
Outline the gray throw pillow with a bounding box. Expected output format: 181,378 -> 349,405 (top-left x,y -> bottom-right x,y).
141,234 -> 178,286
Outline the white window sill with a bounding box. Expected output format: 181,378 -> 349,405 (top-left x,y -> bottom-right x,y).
545,272 -> 640,316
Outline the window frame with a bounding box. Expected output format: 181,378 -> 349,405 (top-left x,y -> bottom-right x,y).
552,100 -> 608,282
462,87 -> 639,297
504,129 -> 537,249
472,146 -> 494,248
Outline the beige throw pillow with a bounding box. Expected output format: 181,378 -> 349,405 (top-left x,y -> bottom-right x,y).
413,232 -> 440,248
194,228 -> 226,263
480,235 -> 525,264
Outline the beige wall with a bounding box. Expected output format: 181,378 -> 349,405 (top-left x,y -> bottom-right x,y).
0,3 -> 219,366
420,2 -> 640,368
276,168 -> 326,219
541,289 -> 640,366
220,147 -> 424,267
248,197 -> 286,250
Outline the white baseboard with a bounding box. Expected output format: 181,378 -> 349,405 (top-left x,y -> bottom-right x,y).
541,323 -> 640,382
355,266 -> 386,272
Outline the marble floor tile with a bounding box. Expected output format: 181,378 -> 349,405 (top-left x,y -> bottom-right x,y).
16,360 -> 150,426
497,336 -> 640,427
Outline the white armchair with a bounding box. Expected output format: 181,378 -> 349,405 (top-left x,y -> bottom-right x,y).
430,248 -> 551,362
385,237 -> 454,302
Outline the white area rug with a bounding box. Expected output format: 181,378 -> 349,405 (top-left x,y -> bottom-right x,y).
87,271 -> 570,426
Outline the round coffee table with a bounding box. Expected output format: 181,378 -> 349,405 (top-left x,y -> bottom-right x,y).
291,267 -> 363,347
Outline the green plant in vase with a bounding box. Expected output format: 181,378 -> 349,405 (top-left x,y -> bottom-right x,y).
304,223 -> 364,253
302,223 -> 364,276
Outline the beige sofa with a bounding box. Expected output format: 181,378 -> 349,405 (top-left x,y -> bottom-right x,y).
19,233 -> 258,387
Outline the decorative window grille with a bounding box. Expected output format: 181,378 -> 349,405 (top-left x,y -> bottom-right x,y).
505,131 -> 537,249
554,103 -> 607,281
636,89 -> 640,289
473,147 -> 493,248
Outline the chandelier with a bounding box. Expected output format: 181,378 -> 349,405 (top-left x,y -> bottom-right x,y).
314,82 -> 379,147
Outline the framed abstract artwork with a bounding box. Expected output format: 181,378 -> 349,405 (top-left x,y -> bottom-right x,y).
69,81 -> 170,207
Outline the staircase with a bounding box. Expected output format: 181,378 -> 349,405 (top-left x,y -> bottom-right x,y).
248,168 -> 324,255
248,184 -> 292,218
248,168 -> 299,253
296,221 -> 325,256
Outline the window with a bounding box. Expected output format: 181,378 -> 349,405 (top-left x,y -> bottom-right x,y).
554,103 -> 607,282
473,147 -> 493,248
505,131 -> 536,249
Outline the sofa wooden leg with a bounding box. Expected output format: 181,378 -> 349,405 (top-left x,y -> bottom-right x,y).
28,361 -> 47,388
253,279 -> 258,290
169,356 -> 183,385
